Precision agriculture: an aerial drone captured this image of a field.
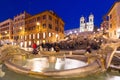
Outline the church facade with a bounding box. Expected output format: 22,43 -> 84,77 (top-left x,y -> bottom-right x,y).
65,13 -> 94,35
80,14 -> 94,32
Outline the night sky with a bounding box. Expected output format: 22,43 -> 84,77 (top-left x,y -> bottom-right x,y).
0,0 -> 115,30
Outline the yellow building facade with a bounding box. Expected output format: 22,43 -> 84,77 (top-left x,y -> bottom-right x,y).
17,10 -> 64,47
13,11 -> 31,46
107,1 -> 120,39
0,19 -> 13,42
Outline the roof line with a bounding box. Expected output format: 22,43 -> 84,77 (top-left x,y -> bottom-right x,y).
107,0 -> 120,15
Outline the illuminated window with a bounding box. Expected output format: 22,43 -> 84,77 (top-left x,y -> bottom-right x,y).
37,41 -> 39,45
56,34 -> 58,38
37,33 -> 39,39
43,32 -> 45,38
49,33 -> 51,37
33,34 -> 35,39
24,41 -> 27,48
29,41 -> 31,46
29,34 -> 31,39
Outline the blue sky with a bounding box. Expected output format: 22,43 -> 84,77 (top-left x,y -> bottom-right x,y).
0,0 -> 115,30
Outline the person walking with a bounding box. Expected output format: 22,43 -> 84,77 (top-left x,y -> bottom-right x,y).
32,42 -> 37,54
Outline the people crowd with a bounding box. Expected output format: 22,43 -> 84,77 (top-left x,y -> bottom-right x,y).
31,34 -> 107,55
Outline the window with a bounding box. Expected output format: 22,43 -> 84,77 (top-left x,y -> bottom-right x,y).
37,41 -> 39,45
110,24 -> 112,28
43,32 -> 46,38
25,35 -> 27,40
29,41 -> 31,46
29,34 -> 31,39
37,17 -> 40,21
55,20 -> 59,24
110,14 -> 112,19
81,21 -> 84,23
49,33 -> 51,37
43,24 -> 46,28
48,24 -> 52,29
37,33 -> 39,39
49,15 -> 52,20
90,19 -> 92,22
55,27 -> 59,31
43,15 -> 46,19
33,34 -> 35,39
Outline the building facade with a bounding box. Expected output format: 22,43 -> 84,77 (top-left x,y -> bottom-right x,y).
13,11 -> 31,46
100,15 -> 109,36
107,0 -> 120,39
0,19 -> 13,43
0,10 -> 64,47
80,14 -> 94,32
65,13 -> 95,37
23,10 -> 64,47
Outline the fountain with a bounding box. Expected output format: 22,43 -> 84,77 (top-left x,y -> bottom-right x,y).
0,42 -> 120,78
0,45 -> 98,78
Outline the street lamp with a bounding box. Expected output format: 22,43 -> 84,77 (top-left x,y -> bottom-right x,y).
36,22 -> 40,26
36,22 -> 41,32
20,27 -> 22,30
5,31 -> 7,34
97,28 -> 100,32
